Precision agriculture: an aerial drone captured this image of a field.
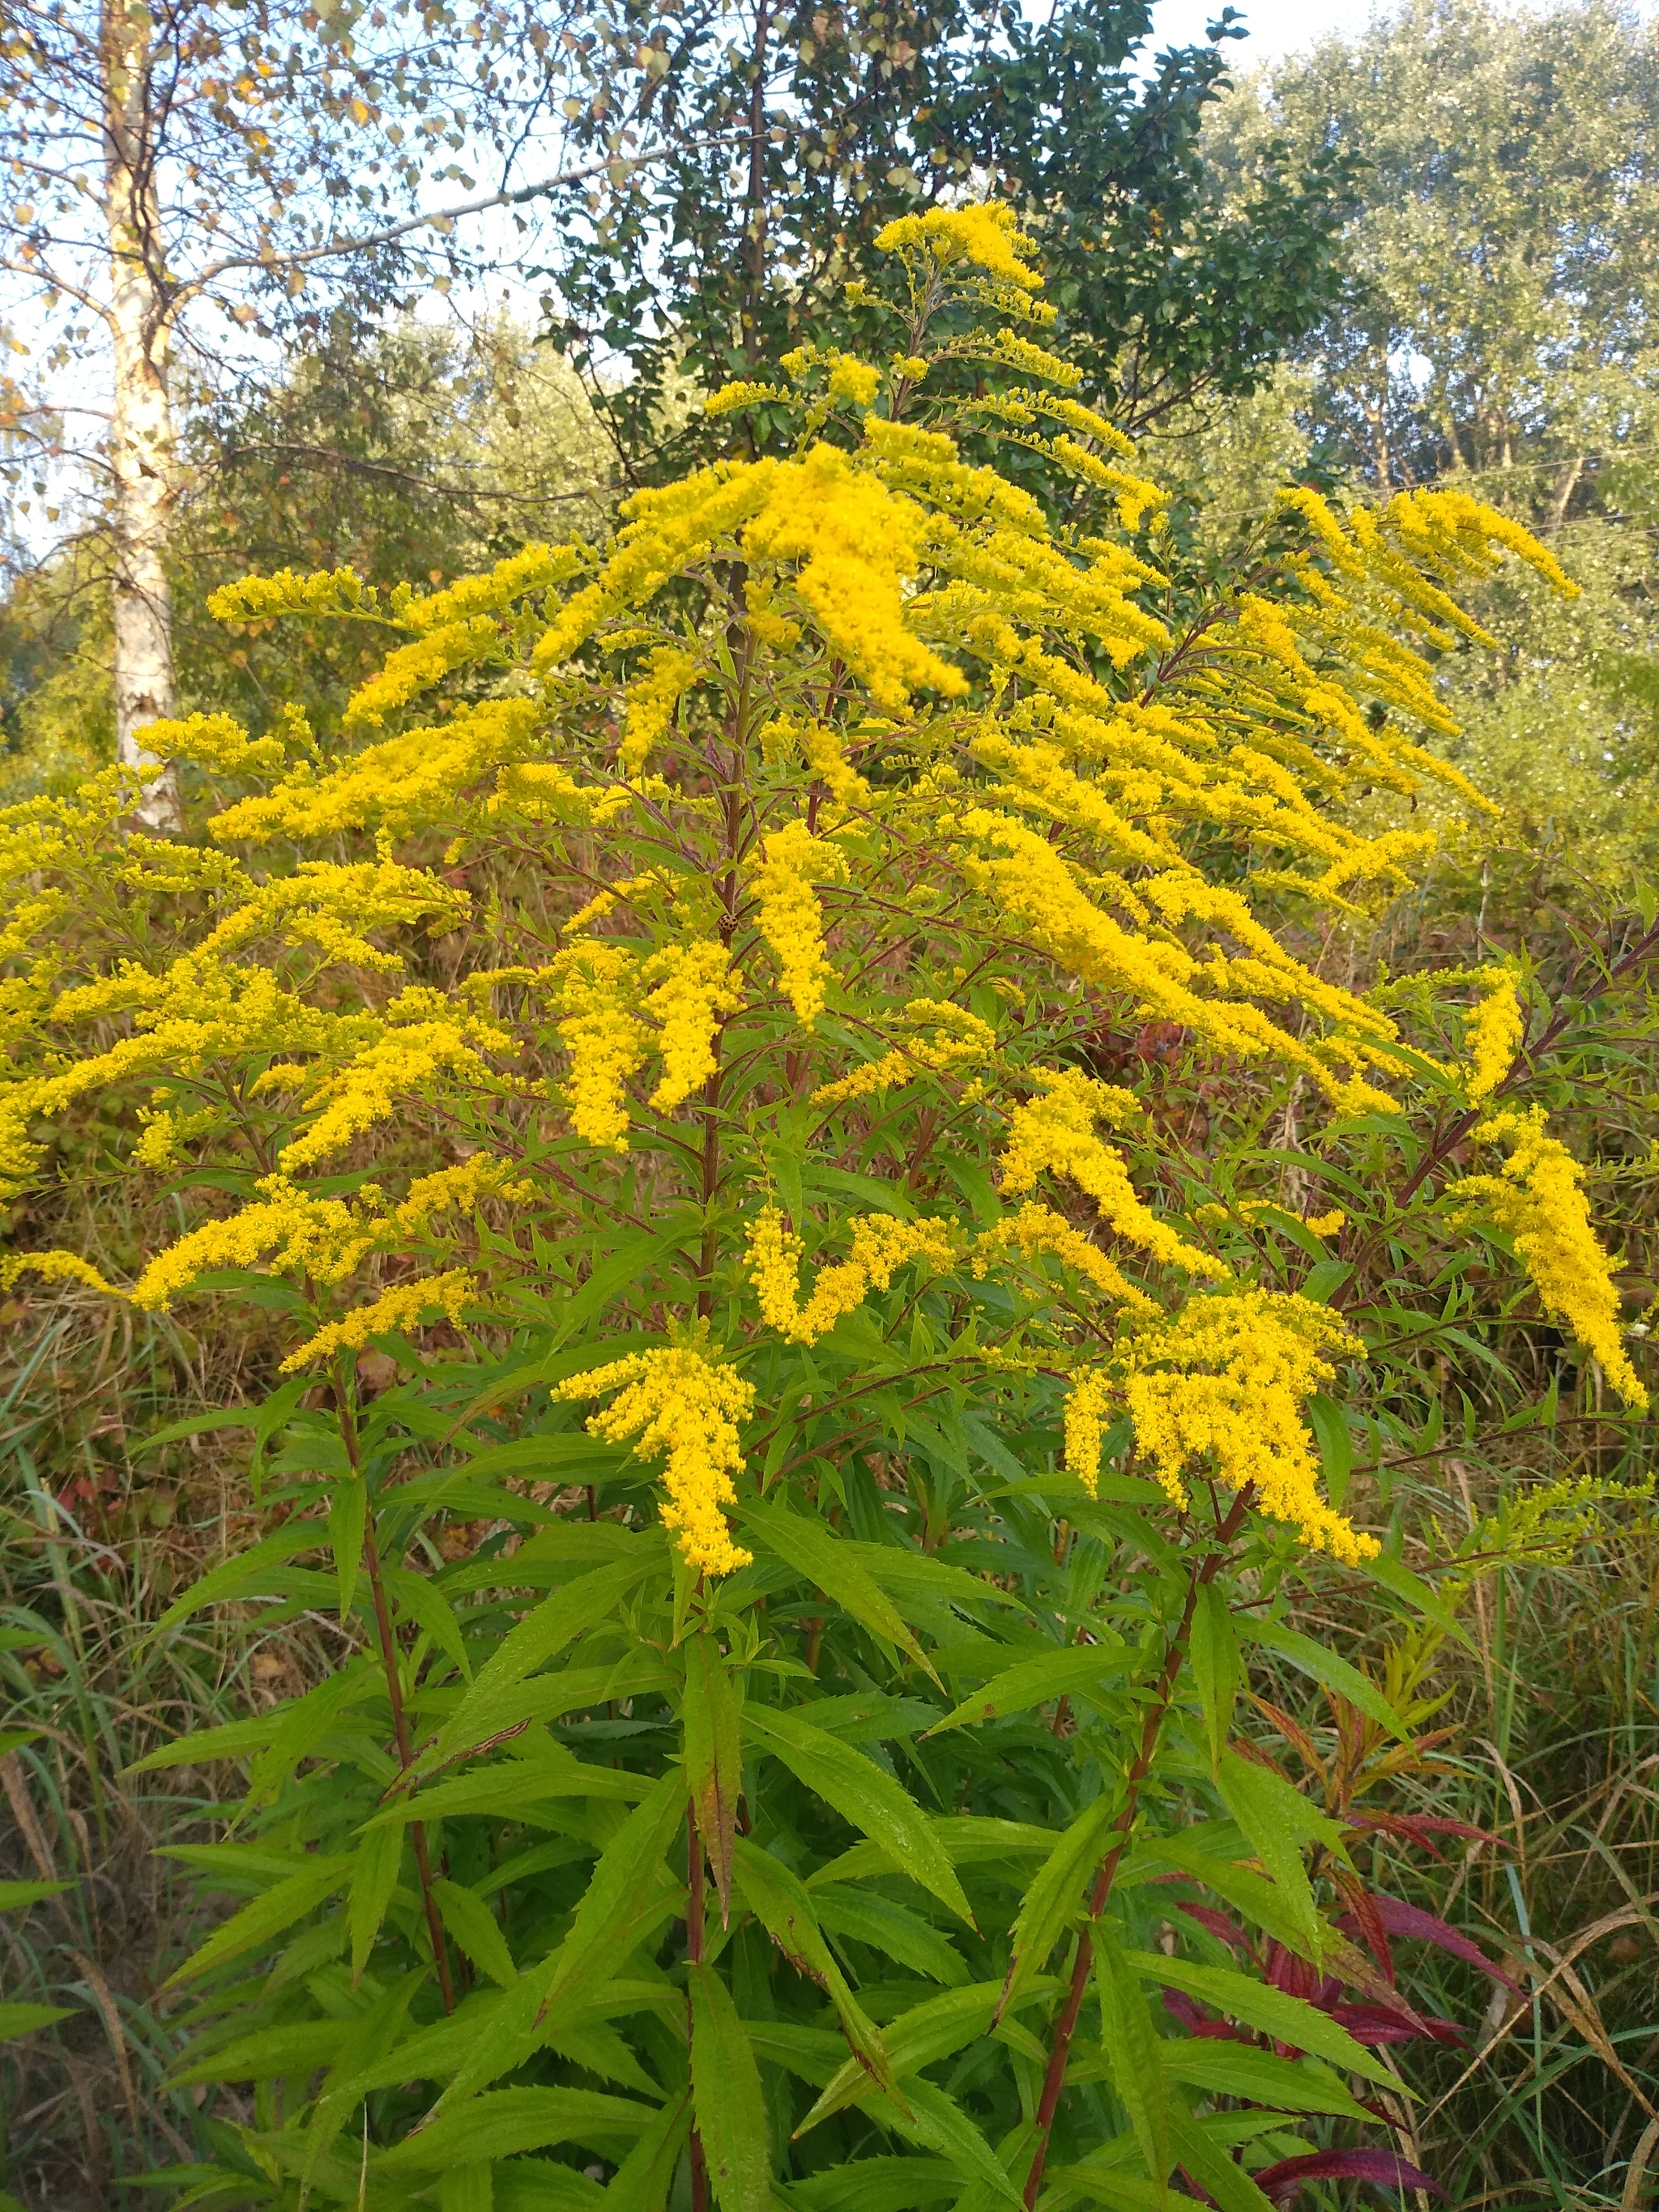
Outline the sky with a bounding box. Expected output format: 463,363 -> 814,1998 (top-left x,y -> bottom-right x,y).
1146,0 -> 1385,66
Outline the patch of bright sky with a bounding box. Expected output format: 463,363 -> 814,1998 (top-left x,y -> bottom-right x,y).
1146,0 -> 1380,66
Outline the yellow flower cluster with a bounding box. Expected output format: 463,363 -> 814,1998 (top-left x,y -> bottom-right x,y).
129,1178 -> 383,1311
1464,971 -> 1525,1103
551,944 -> 650,1152
810,998 -> 997,1108
1000,1070 -> 1218,1275
748,1207 -> 961,1343
0,1249 -> 120,1297
874,202 -> 1042,291
554,1345 -> 756,1574
1449,1110 -> 1646,1404
281,1270 -> 476,1372
751,820 -> 842,1024
620,646 -> 701,776
643,940 -> 740,1111
1067,1291 -> 1375,1562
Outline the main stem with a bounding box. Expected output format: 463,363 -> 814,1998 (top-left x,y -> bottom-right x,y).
1021,1488 -> 1254,2208
335,1381 -> 456,2015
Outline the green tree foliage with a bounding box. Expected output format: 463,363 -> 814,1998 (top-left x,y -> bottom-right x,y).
544,0 -> 1358,470
1169,0 -> 1659,889
0,318 -> 611,800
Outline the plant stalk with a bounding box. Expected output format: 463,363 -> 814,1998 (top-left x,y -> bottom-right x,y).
1021,1486 -> 1254,2208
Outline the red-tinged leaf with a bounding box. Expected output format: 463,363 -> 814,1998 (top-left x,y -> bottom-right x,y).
1253,2149 -> 1442,2205
1344,1812 -> 1494,1857
1332,1870 -> 1393,1987
1353,1895 -> 1523,1994
1176,1903 -> 1252,1954
1160,1990 -> 1244,2039
1328,2001 -> 1465,2046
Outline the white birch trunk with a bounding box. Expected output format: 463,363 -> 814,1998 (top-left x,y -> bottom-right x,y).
103,0 -> 181,833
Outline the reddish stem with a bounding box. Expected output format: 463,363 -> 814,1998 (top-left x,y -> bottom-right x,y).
1021,1488 -> 1254,2208
687,1798 -> 710,2212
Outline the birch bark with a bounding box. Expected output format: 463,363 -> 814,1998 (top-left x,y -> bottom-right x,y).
102,0 -> 180,833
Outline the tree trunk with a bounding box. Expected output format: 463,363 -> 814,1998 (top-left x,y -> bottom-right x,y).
102,0 -> 180,833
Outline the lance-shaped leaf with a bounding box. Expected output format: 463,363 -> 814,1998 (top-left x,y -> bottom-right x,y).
689,1965 -> 772,2212
1217,1753 -> 1344,1958
1095,1919 -> 1171,2204
859,2076 -> 1023,2207
731,1835 -> 892,2094
348,1819 -> 403,1985
1252,2147 -> 1443,2204
1188,1582 -> 1240,1777
744,1706 -> 973,1925
997,1790 -> 1120,2018
683,1633 -> 742,1924
1167,2104 -> 1277,2212
427,1549 -> 663,1767
1159,2039 -> 1372,2120
330,1478 -> 367,1621
605,2086 -> 693,2212
165,1854 -> 356,1987
1126,1953 -> 1396,2087
1243,1620 -> 1409,1745
147,1519 -> 328,1638
745,1498 -> 940,1683
373,2085 -> 659,2171
921,1642 -> 1134,1737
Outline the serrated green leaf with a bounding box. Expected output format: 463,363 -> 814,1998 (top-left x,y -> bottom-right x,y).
1095,1920 -> 1169,2204
1243,1619 -> 1409,1745
348,1818 -> 403,1984
374,2085 -> 659,2170
1188,1582 -> 1239,1778
689,1965 -> 771,2212
165,1855 -> 354,1987
1215,1754 -> 1328,1955
1000,1790 -> 1120,2014
1125,1953 -> 1394,2086
1160,2039 -> 1371,2120
147,1520 -> 326,1638
683,1631 -> 742,1924
731,1836 -> 892,2095
433,1877 -> 518,1987
1166,2103 -> 1276,2212
745,1499 -> 940,1684
330,1480 -> 365,1621
812,1889 -> 968,1984
744,1705 -> 972,1925
923,1642 -> 1132,1737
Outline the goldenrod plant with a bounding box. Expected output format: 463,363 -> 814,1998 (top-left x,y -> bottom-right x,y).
0,205 -> 1650,2210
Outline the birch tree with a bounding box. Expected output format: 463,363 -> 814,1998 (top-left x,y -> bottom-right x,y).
0,0 -> 609,826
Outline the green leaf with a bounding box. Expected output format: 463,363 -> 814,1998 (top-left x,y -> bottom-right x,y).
168,2019 -> 352,2086
1165,2104 -> 1275,2212
1129,1832 -> 1317,1961
374,2086 -> 659,2171
433,1877 -> 518,1987
923,1642 -> 1132,1736
147,1520 -> 326,1637
435,1771 -> 689,2112
0,1880 -> 71,1911
1188,1583 -> 1239,1778
1214,1754 -> 1321,1956
166,1855 -> 355,1987
429,1549 -> 663,1766
683,1631 -> 743,1924
1160,2039 -> 1371,2120
799,1984 -> 1011,2131
348,1819 -> 403,1984
744,1498 -> 940,1684
367,1743 -> 646,1828
1000,1790 -> 1119,2014
1124,1952 -> 1394,2086
864,2076 -> 1022,2206
689,1966 -> 772,2212
730,1836 -> 891,2093
330,1480 -> 365,1621
1350,1547 -> 1472,1650
1243,1619 -> 1408,1744
604,2086 -> 693,2212
1095,1920 -> 1170,2203
744,1705 -> 973,1925
0,2002 -> 74,2039
812,1889 -> 968,1984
